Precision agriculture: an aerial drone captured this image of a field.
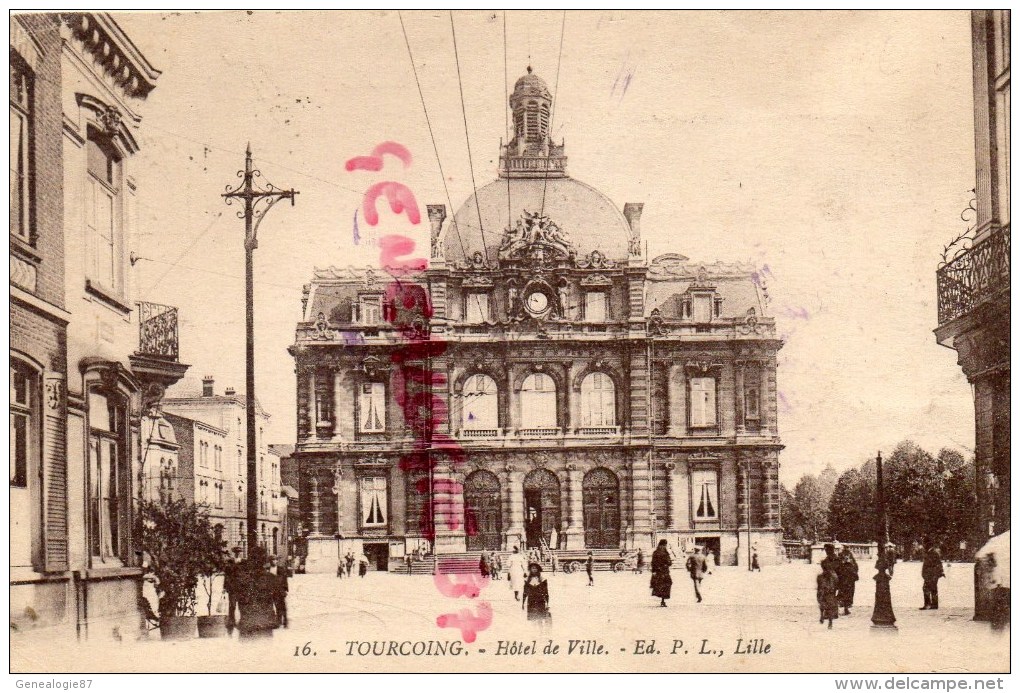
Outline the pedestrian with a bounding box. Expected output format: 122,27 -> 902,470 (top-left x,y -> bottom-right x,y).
635,548 -> 645,575
269,556 -> 289,628
751,549 -> 761,572
650,539 -> 673,607
585,551 -> 595,587
358,551 -> 369,578
820,543 -> 839,574
836,547 -> 859,615
492,553 -> 502,580
522,562 -> 551,629
817,565 -> 840,629
223,546 -> 243,634
236,547 -> 277,639
920,539 -> 945,610
404,552 -> 413,575
345,550 -> 355,578
706,549 -> 716,573
507,546 -> 526,601
686,546 -> 708,603
550,550 -> 558,574
479,550 -> 491,578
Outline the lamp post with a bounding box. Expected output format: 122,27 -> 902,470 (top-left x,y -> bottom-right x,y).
223,145 -> 298,552
871,450 -> 897,628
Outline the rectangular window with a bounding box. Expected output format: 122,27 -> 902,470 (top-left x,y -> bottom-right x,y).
89,390 -> 126,560
85,133 -> 121,291
689,377 -> 717,428
692,469 -> 719,520
9,363 -> 31,487
693,294 -> 713,323
359,382 -> 386,432
314,371 -> 334,424
360,477 -> 388,527
465,292 -> 490,323
10,55 -> 32,241
584,291 -> 607,322
745,386 -> 760,420
359,296 -> 381,325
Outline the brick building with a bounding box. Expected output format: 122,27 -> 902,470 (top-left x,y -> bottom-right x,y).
288,68 -> 784,572
10,13 -> 188,639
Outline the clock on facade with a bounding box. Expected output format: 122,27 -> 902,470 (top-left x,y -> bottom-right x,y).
525,291 -> 550,316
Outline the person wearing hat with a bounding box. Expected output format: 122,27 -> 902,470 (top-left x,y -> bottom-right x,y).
223,546 -> 244,634
522,562 -> 551,627
685,546 -> 708,603
650,539 -> 673,607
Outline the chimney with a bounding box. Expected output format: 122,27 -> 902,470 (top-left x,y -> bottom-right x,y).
623,203 -> 643,257
225,387 -> 236,397
427,204 -> 446,259
202,376 -> 214,397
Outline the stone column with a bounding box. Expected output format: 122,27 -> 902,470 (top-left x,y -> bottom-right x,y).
762,456 -> 779,528
564,463 -> 585,549
332,370 -> 345,441
735,361 -> 746,435
735,458 -> 749,529
630,458 -> 653,548
761,357 -> 774,437
668,363 -> 686,437
504,464 -> 525,549
664,461 -> 679,530
432,464 -> 466,553
310,476 -> 322,535
331,464 -> 343,535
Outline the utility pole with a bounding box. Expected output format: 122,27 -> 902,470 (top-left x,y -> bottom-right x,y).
223,144 -> 298,554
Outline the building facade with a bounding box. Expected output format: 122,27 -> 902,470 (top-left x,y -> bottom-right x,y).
162,376 -> 282,556
288,69 -> 783,572
10,12 -> 188,640
935,10 -> 1010,619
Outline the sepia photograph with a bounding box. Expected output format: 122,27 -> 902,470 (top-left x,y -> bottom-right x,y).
7,8 -> 1011,680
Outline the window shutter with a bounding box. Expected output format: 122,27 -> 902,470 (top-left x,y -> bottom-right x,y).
42,373 -> 68,572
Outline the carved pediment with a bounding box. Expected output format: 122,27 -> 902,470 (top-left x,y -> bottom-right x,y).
575,250 -> 615,270
579,273 -> 612,287
684,352 -> 724,374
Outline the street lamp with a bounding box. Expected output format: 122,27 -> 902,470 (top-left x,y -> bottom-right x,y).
223,144 -> 298,552
871,450 -> 897,629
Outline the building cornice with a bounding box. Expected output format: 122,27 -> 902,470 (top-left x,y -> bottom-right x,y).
61,12 -> 160,100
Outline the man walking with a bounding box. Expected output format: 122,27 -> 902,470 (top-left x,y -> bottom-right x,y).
686,546 -> 708,603
223,546 -> 243,634
920,539 -> 945,610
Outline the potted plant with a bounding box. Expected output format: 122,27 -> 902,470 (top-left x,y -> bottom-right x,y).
135,498 -> 222,640
197,529 -> 229,638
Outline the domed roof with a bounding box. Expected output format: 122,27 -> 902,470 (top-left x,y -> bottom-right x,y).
512,66 -> 551,101
444,176 -> 632,263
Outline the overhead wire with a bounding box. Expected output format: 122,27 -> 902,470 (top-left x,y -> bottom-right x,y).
538,11 -> 567,219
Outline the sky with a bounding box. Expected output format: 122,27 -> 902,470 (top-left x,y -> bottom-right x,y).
116,10 -> 978,484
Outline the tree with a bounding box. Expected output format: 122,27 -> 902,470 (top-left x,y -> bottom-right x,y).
782,472 -> 834,541
135,498 -> 225,618
828,465 -> 875,542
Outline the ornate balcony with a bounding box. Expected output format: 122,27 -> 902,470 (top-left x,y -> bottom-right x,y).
460,428 -> 502,439
575,426 -> 621,437
130,301 -> 189,411
937,225 -> 1010,326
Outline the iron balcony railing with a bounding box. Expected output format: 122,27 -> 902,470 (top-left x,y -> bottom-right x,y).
937,225 -> 1010,326
136,301 -> 180,360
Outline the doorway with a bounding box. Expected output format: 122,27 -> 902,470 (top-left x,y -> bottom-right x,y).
696,537 -> 722,565
523,469 -> 560,549
583,467 -> 620,548
364,542 -> 389,571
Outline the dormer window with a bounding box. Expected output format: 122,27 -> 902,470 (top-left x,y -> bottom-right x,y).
693,294 -> 712,323
359,296 -> 381,325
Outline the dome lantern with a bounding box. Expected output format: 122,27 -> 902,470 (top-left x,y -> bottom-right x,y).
501,67 -> 567,179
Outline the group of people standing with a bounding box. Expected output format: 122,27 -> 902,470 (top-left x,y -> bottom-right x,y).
337,549 -> 370,579
816,543 -> 860,628
223,546 -> 290,639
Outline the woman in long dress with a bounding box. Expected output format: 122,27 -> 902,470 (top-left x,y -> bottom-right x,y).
522,562 -> 551,629
817,566 -> 840,628
506,546 -> 527,601
650,540 -> 673,607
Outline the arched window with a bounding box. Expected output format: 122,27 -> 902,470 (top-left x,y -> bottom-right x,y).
462,374 -> 498,431
520,373 -> 557,429
580,372 -> 616,427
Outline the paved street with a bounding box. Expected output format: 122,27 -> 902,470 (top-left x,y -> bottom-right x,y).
12,562 -> 1008,673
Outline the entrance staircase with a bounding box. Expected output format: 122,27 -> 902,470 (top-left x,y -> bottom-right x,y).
390,548 -> 630,575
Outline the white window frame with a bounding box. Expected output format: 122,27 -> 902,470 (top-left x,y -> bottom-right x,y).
692,469 -> 719,521
462,374 -> 498,430
692,293 -> 713,324
360,476 -> 388,528
465,292 -> 490,323
359,382 -> 386,432
9,57 -> 32,242
85,131 -> 122,293
359,296 -> 381,326
689,377 -> 717,428
520,373 -> 557,429
580,372 -> 616,427
88,389 -> 127,563
584,291 -> 607,323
